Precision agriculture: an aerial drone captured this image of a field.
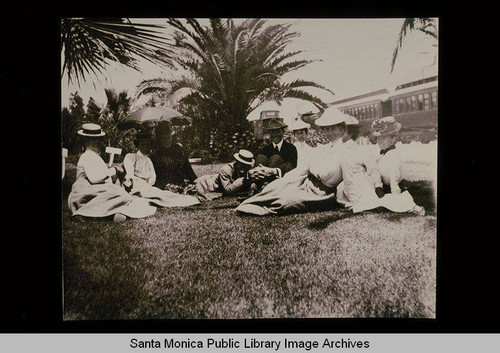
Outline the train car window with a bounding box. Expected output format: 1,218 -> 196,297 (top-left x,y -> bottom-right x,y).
406,97 -> 412,112
424,93 -> 430,110
399,98 -> 405,113
411,96 -> 417,111
418,94 -> 424,110
431,91 -> 437,108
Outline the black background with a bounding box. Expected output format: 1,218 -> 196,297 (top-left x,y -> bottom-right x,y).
2,3 -> 496,334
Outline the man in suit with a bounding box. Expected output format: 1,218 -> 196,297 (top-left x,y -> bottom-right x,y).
248,118 -> 298,193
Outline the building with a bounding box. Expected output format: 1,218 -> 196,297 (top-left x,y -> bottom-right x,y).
331,63 -> 438,142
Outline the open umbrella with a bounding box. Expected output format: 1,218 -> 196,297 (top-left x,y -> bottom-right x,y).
126,106 -> 192,126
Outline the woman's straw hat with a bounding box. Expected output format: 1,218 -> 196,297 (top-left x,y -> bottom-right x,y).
371,116 -> 402,137
344,114 -> 359,125
315,106 -> 347,127
78,123 -> 105,137
290,119 -> 311,131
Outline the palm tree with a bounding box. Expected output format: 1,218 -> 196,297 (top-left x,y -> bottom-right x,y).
99,88 -> 135,150
61,18 -> 173,86
390,18 -> 438,73
140,19 -> 333,121
135,18 -> 334,157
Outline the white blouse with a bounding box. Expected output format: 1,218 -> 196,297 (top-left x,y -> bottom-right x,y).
76,149 -> 116,184
377,147 -> 402,193
342,140 -> 383,188
123,150 -> 156,186
308,140 -> 346,188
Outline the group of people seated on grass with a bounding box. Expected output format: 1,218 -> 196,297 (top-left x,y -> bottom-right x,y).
67,106 -> 426,222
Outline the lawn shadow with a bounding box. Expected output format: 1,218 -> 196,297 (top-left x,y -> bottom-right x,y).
307,210 -> 357,230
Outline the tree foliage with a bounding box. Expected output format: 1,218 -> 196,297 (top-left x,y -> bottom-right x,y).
61,18 -> 173,86
136,18 -> 334,161
62,92 -> 86,154
390,18 -> 438,73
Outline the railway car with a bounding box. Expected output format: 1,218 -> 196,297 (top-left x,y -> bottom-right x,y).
331,64 -> 438,142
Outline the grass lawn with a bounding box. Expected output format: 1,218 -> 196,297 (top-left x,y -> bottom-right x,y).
62,143 -> 437,320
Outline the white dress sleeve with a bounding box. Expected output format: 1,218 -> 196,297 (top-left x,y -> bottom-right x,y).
80,150 -> 115,184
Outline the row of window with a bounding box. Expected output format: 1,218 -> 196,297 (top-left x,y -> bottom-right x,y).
340,90 -> 438,120
393,91 -> 437,114
343,103 -> 380,121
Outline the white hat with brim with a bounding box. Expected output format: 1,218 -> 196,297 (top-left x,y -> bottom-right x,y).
233,149 -> 255,166
314,106 -> 347,127
78,123 -> 106,137
290,119 -> 311,131
344,114 -> 359,125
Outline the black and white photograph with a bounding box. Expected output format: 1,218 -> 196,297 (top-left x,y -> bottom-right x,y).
60,18 -> 438,321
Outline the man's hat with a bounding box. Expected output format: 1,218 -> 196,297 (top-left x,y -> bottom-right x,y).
266,118 -> 287,130
233,149 -> 255,166
78,123 -> 106,137
371,116 -> 402,137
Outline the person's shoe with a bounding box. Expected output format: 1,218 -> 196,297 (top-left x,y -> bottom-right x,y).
113,213 -> 127,223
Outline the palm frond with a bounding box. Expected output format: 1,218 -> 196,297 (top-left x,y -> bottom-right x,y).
390,18 -> 437,73
61,18 -> 174,85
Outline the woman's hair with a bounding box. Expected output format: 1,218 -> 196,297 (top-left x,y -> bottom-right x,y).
155,121 -> 172,137
81,135 -> 103,148
347,125 -> 360,141
154,121 -> 172,144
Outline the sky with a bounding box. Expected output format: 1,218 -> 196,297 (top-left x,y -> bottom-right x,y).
61,18 -> 438,122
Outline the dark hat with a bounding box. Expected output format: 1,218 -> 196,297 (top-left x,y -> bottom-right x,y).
266,118 -> 287,130
134,131 -> 153,142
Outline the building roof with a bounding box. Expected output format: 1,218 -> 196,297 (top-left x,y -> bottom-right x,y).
332,89 -> 390,108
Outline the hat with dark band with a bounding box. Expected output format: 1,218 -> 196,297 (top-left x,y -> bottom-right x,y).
78,123 -> 105,137
233,149 -> 255,166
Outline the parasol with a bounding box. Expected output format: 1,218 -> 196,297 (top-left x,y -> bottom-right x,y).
126,106 -> 192,126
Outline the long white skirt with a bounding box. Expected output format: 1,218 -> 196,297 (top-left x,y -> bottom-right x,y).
236,172 -> 336,216
128,177 -> 200,208
336,173 -> 416,213
68,178 -> 157,218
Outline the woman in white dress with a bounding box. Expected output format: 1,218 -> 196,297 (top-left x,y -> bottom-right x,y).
289,118 -> 312,168
68,124 -> 157,222
236,107 -> 348,216
121,131 -> 200,208
372,117 -> 425,215
337,116 -> 425,215
336,115 -> 384,210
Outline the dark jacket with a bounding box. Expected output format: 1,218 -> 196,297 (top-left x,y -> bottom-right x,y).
258,139 -> 298,175
151,143 -> 197,188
